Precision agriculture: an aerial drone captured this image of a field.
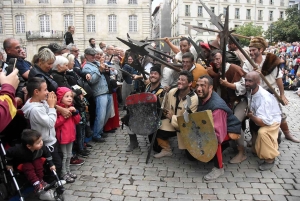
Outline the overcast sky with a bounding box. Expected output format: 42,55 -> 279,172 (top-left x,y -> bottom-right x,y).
152,0 -> 163,12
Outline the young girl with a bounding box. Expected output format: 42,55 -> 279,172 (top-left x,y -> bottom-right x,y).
55,87 -> 80,183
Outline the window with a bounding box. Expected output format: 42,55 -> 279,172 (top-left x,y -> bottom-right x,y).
246,9 -> 251,19
39,0 -> 49,3
198,6 -> 203,17
14,0 -> 24,3
40,15 -> 50,33
86,0 -> 95,4
15,15 -> 25,33
280,0 -> 284,6
223,7 -> 227,16
63,0 -> 72,3
108,14 -> 117,33
128,0 -> 137,4
129,15 -> 137,32
184,22 -> 190,34
258,10 -> 263,20
235,8 -> 239,19
211,7 -> 215,14
269,11 -> 273,21
64,15 -> 73,32
108,0 -> 117,4
270,0 -> 273,5
185,5 -> 190,16
87,15 -> 96,32
280,11 -> 284,18
235,0 -> 240,2
0,17 -> 3,34
197,23 -> 203,33
259,0 -> 263,4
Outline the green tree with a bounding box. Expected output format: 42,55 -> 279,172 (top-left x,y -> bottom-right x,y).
265,6 -> 300,43
233,22 -> 264,47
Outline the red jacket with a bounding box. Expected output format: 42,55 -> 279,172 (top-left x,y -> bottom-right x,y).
0,84 -> 17,132
55,87 -> 80,144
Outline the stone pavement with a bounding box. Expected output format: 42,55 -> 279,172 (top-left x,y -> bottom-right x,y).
62,90 -> 300,201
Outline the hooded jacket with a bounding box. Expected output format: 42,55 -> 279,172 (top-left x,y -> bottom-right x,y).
21,99 -> 57,146
55,87 -> 80,144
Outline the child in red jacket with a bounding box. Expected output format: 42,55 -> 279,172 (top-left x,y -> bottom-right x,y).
55,87 -> 80,183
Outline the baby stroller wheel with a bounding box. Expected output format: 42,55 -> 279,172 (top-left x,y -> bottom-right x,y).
0,183 -> 8,200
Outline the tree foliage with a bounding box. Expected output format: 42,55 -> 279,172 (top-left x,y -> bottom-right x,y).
264,6 -> 300,43
233,22 -> 264,47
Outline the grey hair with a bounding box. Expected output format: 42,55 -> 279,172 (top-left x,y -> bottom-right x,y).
52,56 -> 69,71
66,43 -> 77,51
95,48 -> 103,54
37,48 -> 56,63
106,45 -> 114,50
62,52 -> 75,62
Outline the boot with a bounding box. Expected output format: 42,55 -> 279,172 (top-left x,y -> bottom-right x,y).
280,121 -> 300,143
229,145 -> 247,164
251,132 -> 257,155
126,134 -> 138,152
277,130 -> 282,145
153,138 -> 172,158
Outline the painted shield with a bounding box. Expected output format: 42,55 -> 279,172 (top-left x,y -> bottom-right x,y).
126,93 -> 160,135
177,110 -> 218,162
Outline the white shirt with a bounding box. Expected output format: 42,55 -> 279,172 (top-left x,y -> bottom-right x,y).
243,55 -> 283,90
249,86 -> 281,126
175,46 -> 198,62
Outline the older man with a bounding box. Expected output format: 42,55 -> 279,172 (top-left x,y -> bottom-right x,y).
245,71 -> 281,170
67,43 -> 81,68
243,36 -> 300,143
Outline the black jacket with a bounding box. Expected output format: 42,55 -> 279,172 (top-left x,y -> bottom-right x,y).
51,70 -> 71,89
6,144 -> 54,167
29,65 -> 58,92
64,32 -> 74,45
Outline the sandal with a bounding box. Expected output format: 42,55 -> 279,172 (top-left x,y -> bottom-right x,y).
67,172 -> 77,179
62,174 -> 75,183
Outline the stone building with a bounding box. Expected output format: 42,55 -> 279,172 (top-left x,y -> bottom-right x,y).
167,0 -> 289,46
0,0 -> 151,60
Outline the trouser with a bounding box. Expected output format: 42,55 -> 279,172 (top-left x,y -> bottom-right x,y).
76,123 -> 86,151
46,142 -> 62,178
93,94 -> 113,139
22,158 -> 44,185
255,123 -> 280,160
60,142 -> 73,176
233,99 -> 247,146
213,141 -> 230,168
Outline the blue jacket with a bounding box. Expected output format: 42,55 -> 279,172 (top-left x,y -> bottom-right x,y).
82,61 -> 109,97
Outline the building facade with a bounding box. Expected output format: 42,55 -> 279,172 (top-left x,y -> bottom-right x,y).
0,0 -> 151,60
151,0 -> 171,52
168,0 -> 289,46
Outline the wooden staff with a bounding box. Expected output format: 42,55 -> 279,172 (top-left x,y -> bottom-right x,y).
147,37 -> 182,41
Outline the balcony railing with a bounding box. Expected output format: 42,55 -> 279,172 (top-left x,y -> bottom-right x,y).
26,31 -> 64,40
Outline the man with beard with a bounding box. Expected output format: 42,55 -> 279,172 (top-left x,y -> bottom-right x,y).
88,38 -> 96,49
181,52 -> 207,90
156,71 -> 198,158
245,71 -> 281,170
125,65 -> 164,152
196,75 -> 241,180
243,37 -> 300,143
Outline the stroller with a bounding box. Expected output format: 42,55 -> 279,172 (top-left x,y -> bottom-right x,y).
0,112 -> 65,201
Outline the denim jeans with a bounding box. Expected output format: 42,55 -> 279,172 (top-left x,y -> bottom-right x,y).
93,94 -> 112,139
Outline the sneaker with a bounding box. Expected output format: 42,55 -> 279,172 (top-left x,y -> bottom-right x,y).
154,150 -> 173,158
204,167 -> 224,181
85,143 -> 93,149
34,182 -> 43,194
62,174 -> 75,183
67,172 -> 77,179
39,189 -> 56,201
92,137 -> 105,143
83,148 -> 91,154
259,160 -> 275,171
70,156 -> 85,165
78,150 -> 89,158
42,180 -> 66,189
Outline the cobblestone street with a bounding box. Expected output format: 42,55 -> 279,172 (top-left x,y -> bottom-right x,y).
58,90 -> 300,201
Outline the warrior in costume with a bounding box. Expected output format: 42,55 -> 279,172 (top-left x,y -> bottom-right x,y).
208,49 -> 247,164
158,71 -> 198,158
245,71 -> 281,171
125,65 -> 164,152
243,37 -> 300,143
196,75 -> 241,180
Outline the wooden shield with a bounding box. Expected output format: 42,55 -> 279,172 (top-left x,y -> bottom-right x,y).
126,93 -> 160,135
177,110 -> 218,162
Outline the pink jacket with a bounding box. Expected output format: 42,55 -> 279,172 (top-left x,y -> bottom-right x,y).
55,87 -> 80,144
